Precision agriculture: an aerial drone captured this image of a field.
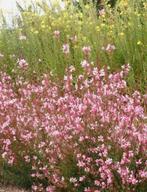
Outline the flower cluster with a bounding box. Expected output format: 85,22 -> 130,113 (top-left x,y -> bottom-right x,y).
82,46 -> 91,56
17,59 -> 29,70
0,62 -> 146,192
102,44 -> 116,53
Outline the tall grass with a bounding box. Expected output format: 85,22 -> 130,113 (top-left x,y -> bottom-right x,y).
0,0 -> 146,91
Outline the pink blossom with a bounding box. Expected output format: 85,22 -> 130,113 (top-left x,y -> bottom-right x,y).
17,59 -> 28,69
81,60 -> 90,68
46,186 -> 55,192
102,44 -> 116,53
62,43 -> 70,54
99,9 -> 105,16
53,30 -> 60,38
0,62 -> 146,191
32,185 -> 38,191
82,46 -> 91,56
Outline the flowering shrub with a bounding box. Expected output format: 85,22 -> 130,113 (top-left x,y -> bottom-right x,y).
0,62 -> 146,191
0,0 -> 146,90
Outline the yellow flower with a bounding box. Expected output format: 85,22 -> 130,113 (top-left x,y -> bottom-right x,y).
66,34 -> 69,39
85,4 -> 90,10
79,13 -> 83,18
119,32 -> 124,36
63,12 -> 68,18
119,0 -> 128,7
78,21 -> 82,26
128,22 -> 132,27
101,23 -> 106,27
137,41 -> 142,45
110,25 -> 114,29
41,21 -> 45,25
96,26 -> 100,32
143,2 -> 147,9
41,25 -> 46,29
34,31 -> 39,34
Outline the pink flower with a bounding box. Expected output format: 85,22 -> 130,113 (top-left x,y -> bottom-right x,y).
99,9 -> 105,16
102,44 -> 116,53
82,46 -> 91,56
95,180 -> 100,186
32,185 -> 38,191
46,186 -> 55,192
8,156 -> 15,165
84,187 -> 92,192
17,59 -> 28,69
62,43 -> 70,54
0,61 -> 146,191
79,176 -> 85,182
81,60 -> 90,68
53,30 -> 60,38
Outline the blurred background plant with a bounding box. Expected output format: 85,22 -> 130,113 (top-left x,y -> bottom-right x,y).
0,0 -> 146,91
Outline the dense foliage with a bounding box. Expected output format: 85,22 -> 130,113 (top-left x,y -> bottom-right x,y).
0,0 -> 146,91
0,61 -> 147,191
0,0 -> 146,191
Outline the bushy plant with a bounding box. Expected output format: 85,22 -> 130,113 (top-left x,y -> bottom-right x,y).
0,59 -> 146,191
0,0 -> 146,191
0,0 -> 146,91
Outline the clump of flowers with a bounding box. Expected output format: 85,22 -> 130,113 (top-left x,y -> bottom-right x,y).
0,61 -> 146,192
82,46 -> 91,57
102,44 -> 116,53
17,58 -> 29,69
